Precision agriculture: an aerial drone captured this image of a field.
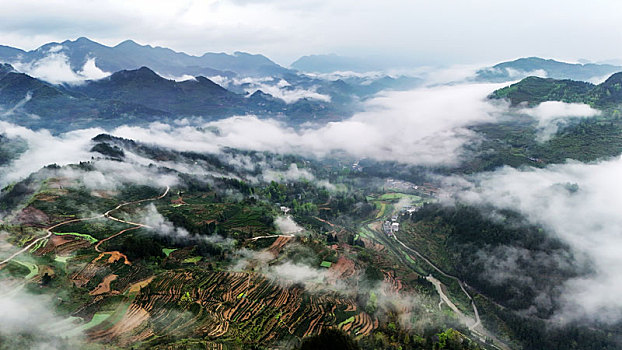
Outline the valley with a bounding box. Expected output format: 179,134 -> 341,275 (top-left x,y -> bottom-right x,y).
2,30 -> 622,350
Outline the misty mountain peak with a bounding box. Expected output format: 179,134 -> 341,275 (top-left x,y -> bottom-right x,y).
109,66 -> 160,81
74,36 -> 97,44
115,39 -> 142,48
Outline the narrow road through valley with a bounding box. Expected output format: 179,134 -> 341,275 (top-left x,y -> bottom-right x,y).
363,204 -> 508,350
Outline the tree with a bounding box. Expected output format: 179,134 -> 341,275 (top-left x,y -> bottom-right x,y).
299,329 -> 360,350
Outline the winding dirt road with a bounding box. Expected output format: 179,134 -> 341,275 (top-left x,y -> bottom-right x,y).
249,234 -> 295,241
0,215 -> 103,266
94,185 -> 169,252
0,186 -> 169,265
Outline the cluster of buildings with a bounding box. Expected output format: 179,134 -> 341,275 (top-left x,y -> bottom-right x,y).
382,215 -> 401,237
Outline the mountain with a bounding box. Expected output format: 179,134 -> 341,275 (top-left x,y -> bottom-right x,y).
0,37 -> 292,78
476,57 -> 622,82
68,67 -> 246,116
0,65 -> 345,132
0,63 -> 66,104
0,45 -> 25,62
490,76 -> 594,106
489,72 -> 622,110
0,64 -> 172,131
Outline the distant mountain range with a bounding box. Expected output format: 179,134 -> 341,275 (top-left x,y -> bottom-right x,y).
0,37 -> 291,78
0,63 -> 348,132
293,55 -> 622,85
491,72 -> 622,108
476,57 -> 622,82
0,38 -> 436,133
3,37 -> 622,134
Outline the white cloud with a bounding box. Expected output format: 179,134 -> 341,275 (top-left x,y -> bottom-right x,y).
140,204 -> 233,245
141,203 -> 191,238
62,160 -> 180,191
78,58 -> 110,80
11,52 -> 82,84
267,262 -> 327,284
305,70 -> 385,80
113,82 -> 506,166
519,101 -> 601,141
274,215 -> 304,235
0,280 -> 84,348
246,83 -> 331,103
213,75 -> 330,103
0,121 -> 104,187
262,163 -> 336,190
1,92 -> 32,117
10,53 -> 110,84
444,157 -> 622,323
262,163 -> 313,182
159,73 -> 197,82
505,68 -> 548,79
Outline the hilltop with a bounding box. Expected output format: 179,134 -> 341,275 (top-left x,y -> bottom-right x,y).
490,72 -> 622,109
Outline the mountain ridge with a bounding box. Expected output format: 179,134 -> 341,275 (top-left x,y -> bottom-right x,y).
477,57 -> 622,82
0,37 -> 292,78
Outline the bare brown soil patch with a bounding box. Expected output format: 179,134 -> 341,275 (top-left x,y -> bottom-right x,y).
127,276 -> 155,295
90,274 -> 118,295
329,256 -> 357,281
266,235 -> 292,256
94,251 -> 131,265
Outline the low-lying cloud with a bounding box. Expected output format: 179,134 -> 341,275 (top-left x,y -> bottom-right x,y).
210,75 -> 331,103
519,101 -> 601,141
61,160 -> 180,191
140,204 -> 233,245
0,121 -> 103,187
113,82 -> 507,166
274,215 -> 304,235
0,80 -> 512,190
9,50 -> 110,84
0,279 -> 84,349
444,156 -> 622,323
262,163 -> 335,189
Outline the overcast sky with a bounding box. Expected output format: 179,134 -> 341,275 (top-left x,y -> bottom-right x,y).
1,0 -> 622,66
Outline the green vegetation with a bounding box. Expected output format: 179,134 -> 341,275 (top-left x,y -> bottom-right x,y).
66,312 -> 113,337
162,248 -> 177,257
378,193 -> 421,202
183,256 -> 202,263
53,232 -> 98,244
300,329 -> 360,350
491,76 -> 593,106
1,134 -> 614,350
492,72 -> 622,110
12,260 -> 38,279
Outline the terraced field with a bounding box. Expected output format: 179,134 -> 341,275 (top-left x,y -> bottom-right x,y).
81,270 -> 375,347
